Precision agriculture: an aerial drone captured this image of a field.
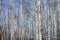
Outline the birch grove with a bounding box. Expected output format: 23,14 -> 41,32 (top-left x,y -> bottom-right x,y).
0,0 -> 60,40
